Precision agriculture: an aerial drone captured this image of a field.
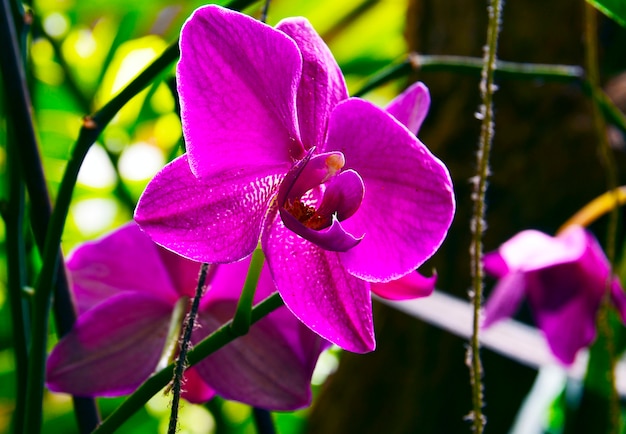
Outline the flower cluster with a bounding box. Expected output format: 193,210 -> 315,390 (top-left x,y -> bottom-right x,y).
47,5 -> 455,410
135,4 -> 455,353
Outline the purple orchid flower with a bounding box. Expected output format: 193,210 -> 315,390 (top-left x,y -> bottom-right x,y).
482,226 -> 626,365
46,223 -> 329,410
134,5 -> 455,353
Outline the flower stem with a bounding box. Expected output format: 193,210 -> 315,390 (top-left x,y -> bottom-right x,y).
468,0 -> 504,432
260,0 -> 271,22
231,249 -> 265,336
252,408 -> 276,434
4,89 -> 29,434
558,186 -> 626,233
168,263 -> 210,434
93,292 -> 284,434
353,54 -> 583,97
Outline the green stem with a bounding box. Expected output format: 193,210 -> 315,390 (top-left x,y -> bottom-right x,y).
353,54 -> 583,97
0,0 -> 101,431
231,249 -> 265,336
93,292 -> 284,434
468,1 -> 504,433
4,90 -> 30,434
354,54 -> 626,139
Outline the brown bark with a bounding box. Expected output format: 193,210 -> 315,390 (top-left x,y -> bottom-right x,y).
307,1 -> 626,433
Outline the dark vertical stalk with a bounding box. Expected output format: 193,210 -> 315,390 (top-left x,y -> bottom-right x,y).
0,0 -> 101,432
168,263 -> 210,434
468,0 -> 505,432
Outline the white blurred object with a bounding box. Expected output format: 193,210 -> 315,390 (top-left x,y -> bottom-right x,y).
378,290 -> 626,395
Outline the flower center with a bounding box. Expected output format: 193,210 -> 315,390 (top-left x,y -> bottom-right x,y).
284,198 -> 328,230
277,150 -> 365,252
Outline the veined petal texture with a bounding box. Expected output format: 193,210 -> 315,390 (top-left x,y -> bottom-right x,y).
325,98 -> 455,282
276,17 -> 348,149
135,155 -> 283,263
46,292 -> 172,396
178,5 -> 303,178
67,222 -> 180,313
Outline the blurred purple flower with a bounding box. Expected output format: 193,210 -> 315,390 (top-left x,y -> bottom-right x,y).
482,226 -> 626,365
46,223 -> 328,410
135,5 -> 455,353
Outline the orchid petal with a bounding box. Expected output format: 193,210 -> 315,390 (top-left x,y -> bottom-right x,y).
482,271 -> 527,328
277,18 -> 348,149
371,271 -> 436,300
386,82 -> 431,135
180,367 -> 216,404
263,218 -> 375,353
525,263 -> 601,365
496,228 -> 587,272
324,98 -> 455,282
317,169 -> 365,221
483,250 -> 510,278
278,151 -> 345,203
178,5 -> 303,178
194,300 -> 326,410
46,292 -> 172,396
194,257 -> 328,409
67,222 -> 179,313
156,245 -> 204,298
135,155 -> 283,264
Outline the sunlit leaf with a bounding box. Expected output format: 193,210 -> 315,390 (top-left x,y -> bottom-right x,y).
587,0 -> 626,27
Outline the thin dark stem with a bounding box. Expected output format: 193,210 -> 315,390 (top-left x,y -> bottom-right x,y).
4,100 -> 30,434
468,1 -> 504,433
252,408 -> 276,434
260,0 -> 270,22
168,263 -> 210,434
93,292 -> 284,434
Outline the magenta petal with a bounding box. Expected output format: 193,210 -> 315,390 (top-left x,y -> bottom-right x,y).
180,367 -> 216,404
325,98 -> 455,282
67,222 -> 179,313
178,5 -> 303,177
495,228 -> 587,272
371,271 -> 436,300
386,82 -> 431,135
317,169 -> 365,221
135,155 -> 283,263
278,151 -> 345,203
525,263 -> 602,365
196,257 -> 328,409
276,18 -> 348,149
194,301 -> 326,410
263,218 -> 375,353
483,251 -> 510,278
46,292 -> 172,396
482,271 -> 527,328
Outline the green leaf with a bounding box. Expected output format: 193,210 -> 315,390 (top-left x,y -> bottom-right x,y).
587,0 -> 626,27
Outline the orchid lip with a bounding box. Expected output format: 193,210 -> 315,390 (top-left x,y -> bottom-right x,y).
277,150 -> 364,252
